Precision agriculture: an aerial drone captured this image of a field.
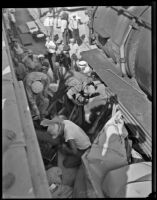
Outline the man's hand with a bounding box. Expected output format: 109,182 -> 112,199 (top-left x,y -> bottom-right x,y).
33,114 -> 40,120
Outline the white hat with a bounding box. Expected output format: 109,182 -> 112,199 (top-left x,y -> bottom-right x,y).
79,60 -> 87,66
48,83 -> 59,93
38,54 -> 44,58
31,81 -> 43,94
78,60 -> 87,68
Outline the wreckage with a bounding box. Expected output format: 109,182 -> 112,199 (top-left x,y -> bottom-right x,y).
2,6 -> 152,198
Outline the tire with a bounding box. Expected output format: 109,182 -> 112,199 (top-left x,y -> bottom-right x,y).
125,29 -> 141,78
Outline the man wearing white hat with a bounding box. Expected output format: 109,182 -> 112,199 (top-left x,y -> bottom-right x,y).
45,37 -> 57,71
24,71 -> 50,120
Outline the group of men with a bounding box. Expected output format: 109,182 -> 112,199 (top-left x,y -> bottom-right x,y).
44,9 -> 84,46
5,8 -> 111,169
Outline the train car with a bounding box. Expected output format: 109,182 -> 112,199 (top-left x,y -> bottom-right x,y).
87,6 -> 151,100
81,5 -> 152,159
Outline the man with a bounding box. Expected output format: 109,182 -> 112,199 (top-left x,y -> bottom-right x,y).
78,60 -> 92,75
62,45 -> 71,71
3,9 -> 11,32
24,71 -> 50,120
60,12 -> 69,45
12,39 -> 25,61
8,8 -> 18,37
43,12 -> 54,38
69,14 -> 81,45
41,117 -> 91,168
38,54 -> 50,71
45,37 -> 57,71
14,58 -> 28,81
69,38 -> 79,59
22,50 -> 41,72
37,55 -> 55,82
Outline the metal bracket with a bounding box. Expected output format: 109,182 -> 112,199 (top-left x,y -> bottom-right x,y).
119,57 -> 126,63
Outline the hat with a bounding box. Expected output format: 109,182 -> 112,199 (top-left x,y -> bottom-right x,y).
63,45 -> 70,51
42,60 -> 49,67
31,81 -> 43,94
79,60 -> 87,68
28,49 -> 33,55
38,54 -> 44,58
46,12 -> 53,17
48,83 -> 59,93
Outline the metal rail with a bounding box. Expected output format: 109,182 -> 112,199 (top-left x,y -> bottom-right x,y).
80,42 -> 151,158
2,20 -> 51,198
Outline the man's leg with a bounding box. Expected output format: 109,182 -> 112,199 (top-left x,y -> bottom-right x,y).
63,149 -> 86,168
47,52 -> 53,70
72,29 -> 77,43
38,97 -> 49,119
75,28 -> 81,46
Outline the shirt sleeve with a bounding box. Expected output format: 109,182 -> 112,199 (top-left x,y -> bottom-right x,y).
64,127 -> 75,142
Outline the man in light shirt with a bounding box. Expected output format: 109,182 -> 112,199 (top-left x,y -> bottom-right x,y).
41,117 -> 91,168
69,14 -> 81,45
45,36 -> 57,71
43,12 -> 54,38
69,38 -> 79,58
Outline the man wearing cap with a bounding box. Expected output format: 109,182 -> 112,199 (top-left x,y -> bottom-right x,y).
45,37 -> 57,71
24,71 -> 50,120
78,60 -> 92,75
38,54 -> 50,73
22,50 -> 41,72
41,117 -> 91,168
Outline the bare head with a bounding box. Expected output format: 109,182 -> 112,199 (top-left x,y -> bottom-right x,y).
47,123 -> 62,139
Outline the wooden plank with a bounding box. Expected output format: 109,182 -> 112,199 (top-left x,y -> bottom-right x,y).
18,81 -> 51,198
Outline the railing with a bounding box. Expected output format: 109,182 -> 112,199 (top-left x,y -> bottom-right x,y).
2,19 -> 51,198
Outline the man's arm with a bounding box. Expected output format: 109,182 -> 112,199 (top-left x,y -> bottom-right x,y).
60,140 -> 79,156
